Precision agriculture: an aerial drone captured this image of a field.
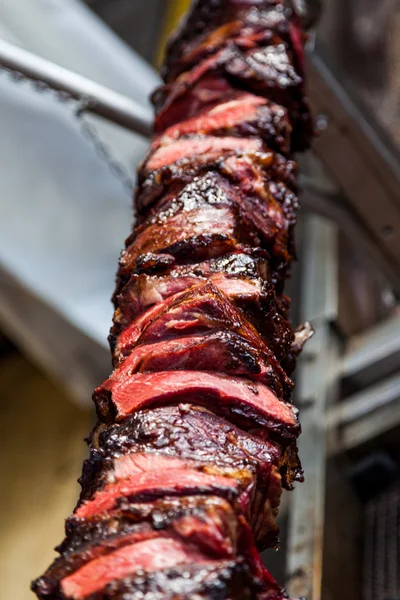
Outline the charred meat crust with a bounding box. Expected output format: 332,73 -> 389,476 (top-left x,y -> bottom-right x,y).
154,40 -> 312,151
152,95 -> 292,157
111,253 -> 295,365
33,498 -> 240,600
110,277 -> 294,367
162,1 -> 299,82
106,281 -> 294,400
92,369 -> 300,441
32,2 -> 312,599
135,150 -> 298,225
80,406 -> 300,499
83,560 -> 264,600
117,173 -> 296,295
63,496 -> 239,557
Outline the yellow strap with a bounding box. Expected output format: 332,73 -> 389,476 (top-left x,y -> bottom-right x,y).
156,0 -> 191,67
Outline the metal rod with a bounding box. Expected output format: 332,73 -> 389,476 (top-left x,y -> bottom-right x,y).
0,38 -> 154,138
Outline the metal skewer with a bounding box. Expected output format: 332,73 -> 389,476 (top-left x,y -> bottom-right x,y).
0,38 -> 154,138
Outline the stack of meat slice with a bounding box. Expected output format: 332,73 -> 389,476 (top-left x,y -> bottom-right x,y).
33,1 -> 314,598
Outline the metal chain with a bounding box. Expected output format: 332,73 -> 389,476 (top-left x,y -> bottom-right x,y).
0,64 -> 135,195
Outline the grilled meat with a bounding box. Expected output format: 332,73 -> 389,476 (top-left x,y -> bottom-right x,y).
33,1 -> 312,598
82,405 -> 301,494
152,94 -> 292,156
60,537 -> 218,599
112,252 -> 295,362
83,561 -> 261,600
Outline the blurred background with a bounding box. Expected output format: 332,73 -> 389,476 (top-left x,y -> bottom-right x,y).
0,1 -> 399,599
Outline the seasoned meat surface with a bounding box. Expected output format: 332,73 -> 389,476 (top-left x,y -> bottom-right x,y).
32,1 -> 312,598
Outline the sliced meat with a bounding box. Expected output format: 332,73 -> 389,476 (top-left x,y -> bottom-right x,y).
135,170 -> 285,245
60,537 -> 216,599
136,146 -> 297,217
104,331 -> 291,399
134,164 -> 296,289
145,136 -> 262,172
162,0 -> 299,82
129,174 -> 293,289
154,43 -> 312,150
113,453 -> 192,479
110,286 -> 191,359
82,560 -> 263,600
109,281 -> 294,397
63,496 -> 239,558
77,445 -> 278,549
153,49 -> 237,129
120,206 -> 239,275
75,469 -> 240,519
117,204 -> 243,291
114,273 -> 202,322
33,497 -> 239,600
94,370 -> 299,440
153,94 -> 291,156
111,276 -> 291,378
90,406 -> 282,466
86,529 -> 285,599
112,255 -> 267,330
82,405 -> 301,499
112,253 -> 294,363
88,452 -> 252,502
32,526 -> 158,600
112,280 -> 264,359
80,450 -> 281,551
219,154 -> 298,223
